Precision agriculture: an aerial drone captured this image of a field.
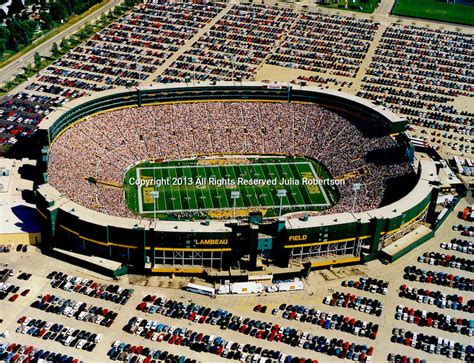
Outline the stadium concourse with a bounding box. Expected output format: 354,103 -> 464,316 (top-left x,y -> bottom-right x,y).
47,101 -> 414,220
0,1 -> 471,160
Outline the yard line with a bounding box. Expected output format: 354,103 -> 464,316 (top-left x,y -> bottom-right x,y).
308,162 -> 330,207
203,166 -> 221,209
155,166 -> 168,211
197,166 -> 214,209
212,165 -> 231,209
137,167 -> 143,214
253,164 -> 275,207
242,163 -> 259,207
189,167 -> 205,210
290,163 -> 313,205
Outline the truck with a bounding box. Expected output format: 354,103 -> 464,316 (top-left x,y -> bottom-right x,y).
274,278 -> 304,292
229,282 -> 263,294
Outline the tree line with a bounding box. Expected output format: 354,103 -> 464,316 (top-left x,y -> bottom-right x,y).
0,0 -> 103,58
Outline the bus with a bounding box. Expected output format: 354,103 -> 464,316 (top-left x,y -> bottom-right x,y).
185,283 -> 215,297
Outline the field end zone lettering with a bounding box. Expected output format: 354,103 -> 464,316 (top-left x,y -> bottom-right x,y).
143,187 -> 154,204
301,171 -> 320,195
288,235 -> 307,242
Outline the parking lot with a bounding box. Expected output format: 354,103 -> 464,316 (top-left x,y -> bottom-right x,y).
0,198 -> 473,362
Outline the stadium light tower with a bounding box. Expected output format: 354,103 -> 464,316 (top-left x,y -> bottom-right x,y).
277,189 -> 287,217
191,56 -> 198,86
231,56 -> 236,83
150,191 -> 159,222
231,191 -> 240,219
287,62 -> 293,102
351,183 -> 368,214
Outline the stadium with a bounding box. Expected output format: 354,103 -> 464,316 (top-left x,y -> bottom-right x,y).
35,82 -> 439,277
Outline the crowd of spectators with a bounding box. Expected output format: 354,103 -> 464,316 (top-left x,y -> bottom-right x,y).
357,24 -> 473,146
47,101 -> 414,220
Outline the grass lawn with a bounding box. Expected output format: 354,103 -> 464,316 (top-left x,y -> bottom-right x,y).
392,0 -> 474,25
124,156 -> 339,219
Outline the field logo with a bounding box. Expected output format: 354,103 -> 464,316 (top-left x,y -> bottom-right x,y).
288,235 -> 307,242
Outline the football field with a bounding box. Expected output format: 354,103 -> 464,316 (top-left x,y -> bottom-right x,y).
124,157 -> 337,218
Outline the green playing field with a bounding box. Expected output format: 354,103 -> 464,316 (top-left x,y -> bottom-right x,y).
124,156 -> 338,219
392,0 -> 474,26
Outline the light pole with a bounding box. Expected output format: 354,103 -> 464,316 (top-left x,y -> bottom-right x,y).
231,191 -> 240,219
287,62 -> 293,102
277,189 -> 287,217
231,55 -> 236,83
191,56 -> 198,86
351,183 -> 361,214
150,190 -> 159,222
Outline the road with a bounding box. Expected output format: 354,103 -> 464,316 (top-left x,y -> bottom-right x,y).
0,0 -> 122,85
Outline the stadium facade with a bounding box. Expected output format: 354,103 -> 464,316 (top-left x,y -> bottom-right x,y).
35,83 -> 440,276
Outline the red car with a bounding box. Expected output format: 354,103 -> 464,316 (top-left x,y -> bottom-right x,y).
21,289 -> 30,296
17,316 -> 27,324
9,294 -> 19,302
24,346 -> 33,355
168,336 -> 177,344
136,302 -> 146,311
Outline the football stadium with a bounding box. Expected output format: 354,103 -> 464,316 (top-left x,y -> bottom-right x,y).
36,83 -> 439,276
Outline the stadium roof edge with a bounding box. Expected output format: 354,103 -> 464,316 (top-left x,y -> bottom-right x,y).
37,184 -> 232,232
38,81 -> 406,132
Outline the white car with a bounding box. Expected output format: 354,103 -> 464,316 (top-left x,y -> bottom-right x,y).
64,336 -> 74,346
76,339 -> 86,349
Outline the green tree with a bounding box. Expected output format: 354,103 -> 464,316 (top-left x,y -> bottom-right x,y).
51,41 -> 59,56
49,1 -> 67,21
100,12 -> 107,24
40,10 -> 53,29
83,22 -> 93,35
0,26 -> 9,41
0,39 -> 5,59
77,27 -> 87,40
23,62 -> 34,76
113,5 -> 123,16
6,19 -> 21,50
60,37 -> 68,51
34,51 -> 41,68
